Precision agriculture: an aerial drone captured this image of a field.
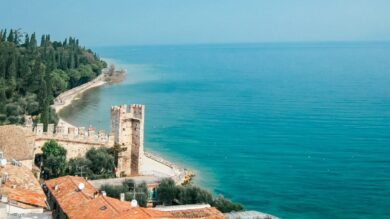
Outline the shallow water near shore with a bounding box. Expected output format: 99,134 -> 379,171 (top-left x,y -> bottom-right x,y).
60,42 -> 390,219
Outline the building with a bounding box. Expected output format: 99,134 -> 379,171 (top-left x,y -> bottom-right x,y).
0,125 -> 35,169
45,176 -> 224,219
111,104 -> 145,176
0,162 -> 48,217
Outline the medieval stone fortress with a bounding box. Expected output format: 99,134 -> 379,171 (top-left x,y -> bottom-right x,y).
27,104 -> 146,177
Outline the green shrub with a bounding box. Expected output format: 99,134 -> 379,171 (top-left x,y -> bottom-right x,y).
212,195 -> 244,213
156,178 -> 244,213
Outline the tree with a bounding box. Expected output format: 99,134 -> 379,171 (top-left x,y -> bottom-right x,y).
7,30 -> 14,43
212,195 -> 244,213
156,178 -> 179,206
100,180 -> 149,207
100,184 -> 128,199
29,32 -> 37,50
178,186 -> 213,205
24,34 -> 29,47
122,179 -> 135,189
134,182 -> 149,207
50,69 -> 69,96
155,177 -> 244,213
86,148 -> 115,179
67,157 -> 93,178
108,143 -> 126,166
41,140 -> 67,179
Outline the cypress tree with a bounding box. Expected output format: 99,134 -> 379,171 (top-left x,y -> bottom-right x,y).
39,78 -> 49,130
40,35 -> 45,47
2,30 -> 7,41
7,54 -> 16,80
29,33 -> 37,49
30,59 -> 43,93
7,30 -> 14,43
13,29 -> 19,45
24,34 -> 30,47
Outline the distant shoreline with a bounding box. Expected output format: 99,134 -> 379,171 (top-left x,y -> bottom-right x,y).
51,69 -> 108,129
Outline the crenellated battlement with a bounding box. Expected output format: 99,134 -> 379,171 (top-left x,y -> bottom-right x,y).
31,123 -> 114,147
111,104 -> 144,120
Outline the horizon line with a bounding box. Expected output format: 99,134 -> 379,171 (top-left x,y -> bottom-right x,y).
91,40 -> 390,48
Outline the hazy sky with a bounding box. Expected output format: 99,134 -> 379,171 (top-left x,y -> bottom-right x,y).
1,0 -> 390,46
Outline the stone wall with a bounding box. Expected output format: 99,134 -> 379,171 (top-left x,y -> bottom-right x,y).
111,104 -> 145,176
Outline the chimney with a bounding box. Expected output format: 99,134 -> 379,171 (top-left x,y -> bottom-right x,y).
102,191 -> 107,196
54,184 -> 59,191
120,193 -> 125,202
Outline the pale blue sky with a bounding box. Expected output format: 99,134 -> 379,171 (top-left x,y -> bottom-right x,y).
1,0 -> 390,46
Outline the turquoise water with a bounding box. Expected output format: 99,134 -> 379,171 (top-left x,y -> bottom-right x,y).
60,43 -> 390,219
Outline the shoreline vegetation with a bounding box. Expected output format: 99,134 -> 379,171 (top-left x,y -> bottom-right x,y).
0,28 -> 106,127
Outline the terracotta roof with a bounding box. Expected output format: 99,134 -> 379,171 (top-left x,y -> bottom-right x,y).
68,196 -> 171,219
46,176 -> 172,219
46,176 -> 223,219
0,164 -> 47,208
45,176 -> 98,215
0,125 -> 35,160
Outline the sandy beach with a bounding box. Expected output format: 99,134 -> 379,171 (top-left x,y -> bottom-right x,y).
52,71 -> 108,129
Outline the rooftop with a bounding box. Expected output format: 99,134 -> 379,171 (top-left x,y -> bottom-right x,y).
45,176 -> 170,219
0,125 -> 35,160
0,164 -> 47,208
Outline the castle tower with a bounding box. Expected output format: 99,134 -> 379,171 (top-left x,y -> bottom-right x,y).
111,104 -> 145,176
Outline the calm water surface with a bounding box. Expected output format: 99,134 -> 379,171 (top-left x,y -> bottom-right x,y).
60,43 -> 390,219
